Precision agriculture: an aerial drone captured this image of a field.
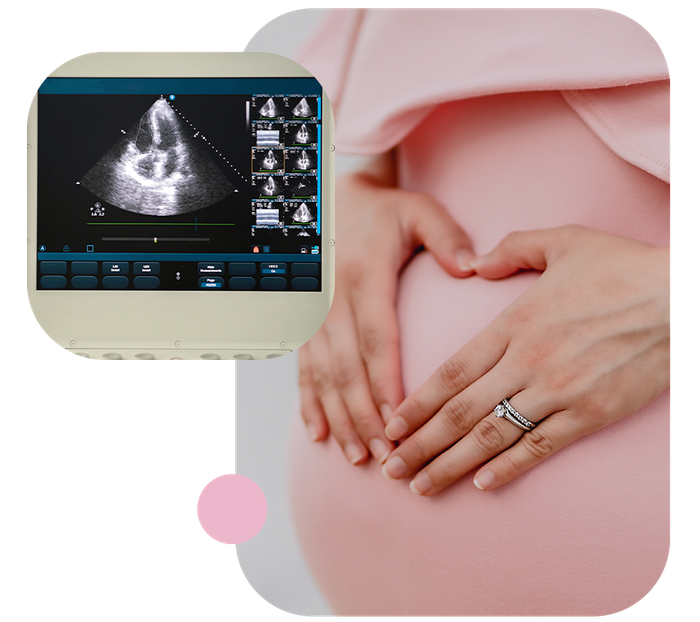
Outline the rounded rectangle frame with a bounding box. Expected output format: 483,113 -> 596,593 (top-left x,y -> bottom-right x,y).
27,52 -> 335,360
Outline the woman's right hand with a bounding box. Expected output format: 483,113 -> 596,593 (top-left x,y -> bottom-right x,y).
298,164 -> 475,465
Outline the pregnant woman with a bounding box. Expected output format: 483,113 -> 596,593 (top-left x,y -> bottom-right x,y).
288,10 -> 669,616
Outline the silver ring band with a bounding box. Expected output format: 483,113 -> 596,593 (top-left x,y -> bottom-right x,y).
493,399 -> 537,431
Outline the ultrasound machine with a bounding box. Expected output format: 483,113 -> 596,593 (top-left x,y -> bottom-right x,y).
27,53 -> 334,360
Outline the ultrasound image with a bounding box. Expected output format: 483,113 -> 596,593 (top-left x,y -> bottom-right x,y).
292,202 -> 314,223
288,150 -> 315,171
289,177 -> 316,197
259,97 -> 280,118
256,176 -> 284,197
261,150 -> 282,171
292,98 -> 313,118
79,97 -> 234,216
292,123 -> 315,144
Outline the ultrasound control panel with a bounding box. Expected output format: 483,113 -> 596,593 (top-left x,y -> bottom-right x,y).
37,257 -> 321,291
35,76 -> 324,292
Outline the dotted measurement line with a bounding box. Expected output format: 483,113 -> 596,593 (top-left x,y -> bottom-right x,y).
168,102 -> 247,188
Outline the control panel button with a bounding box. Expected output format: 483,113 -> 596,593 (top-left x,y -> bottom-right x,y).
261,262 -> 287,275
229,276 -> 256,290
198,277 -> 224,289
228,262 -> 256,276
102,262 -> 129,275
291,276 -> 319,291
291,263 -> 319,276
102,276 -> 129,289
71,261 -> 98,275
71,275 -> 98,289
260,276 -> 287,290
40,275 -> 67,288
40,261 -> 67,275
134,262 -> 160,275
198,262 -> 225,275
134,276 -> 160,289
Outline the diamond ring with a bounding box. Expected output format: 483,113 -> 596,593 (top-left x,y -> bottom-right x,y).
493,399 -> 538,431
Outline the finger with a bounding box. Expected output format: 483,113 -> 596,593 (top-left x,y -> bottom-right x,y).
472,409 -> 588,491
403,193 -> 476,276
350,269 -> 404,424
298,344 -> 329,442
406,392 -> 549,495
306,328 -> 369,465
385,324 -> 508,441
382,368 -> 518,481
324,304 -> 395,463
470,228 -> 565,279
410,411 -> 522,495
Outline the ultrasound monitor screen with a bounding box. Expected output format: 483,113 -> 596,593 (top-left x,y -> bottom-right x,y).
36,77 -> 323,292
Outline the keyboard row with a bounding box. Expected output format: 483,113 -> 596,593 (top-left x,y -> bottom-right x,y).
38,261 -> 321,291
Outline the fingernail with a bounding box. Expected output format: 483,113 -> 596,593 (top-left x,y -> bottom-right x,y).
369,438 -> 391,464
474,469 -> 495,490
385,416 -> 409,441
379,403 -> 393,424
410,471 -> 432,495
468,255 -> 487,271
382,455 -> 407,479
307,422 -> 318,442
456,249 -> 475,273
344,442 -> 365,465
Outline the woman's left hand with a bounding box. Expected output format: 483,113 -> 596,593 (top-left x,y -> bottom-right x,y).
381,225 -> 670,495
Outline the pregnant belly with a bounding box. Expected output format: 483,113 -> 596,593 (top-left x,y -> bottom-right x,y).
287,91 -> 669,616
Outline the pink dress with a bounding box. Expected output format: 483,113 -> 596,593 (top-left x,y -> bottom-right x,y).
288,10 -> 669,616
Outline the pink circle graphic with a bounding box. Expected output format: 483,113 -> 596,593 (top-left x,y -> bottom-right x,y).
197,474 -> 267,544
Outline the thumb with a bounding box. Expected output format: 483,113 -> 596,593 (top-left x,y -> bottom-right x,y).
470,229 -> 557,279
404,195 -> 475,277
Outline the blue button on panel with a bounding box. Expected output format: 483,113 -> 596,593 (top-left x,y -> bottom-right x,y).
102,262 -> 129,275
291,277 -> 319,291
229,276 -> 256,290
199,277 -> 224,289
260,276 -> 287,290
228,262 -> 256,276
71,275 -> 98,289
40,261 -> 67,275
133,276 -> 160,289
71,261 -> 98,275
40,275 -> 67,288
102,276 -> 129,289
291,263 -> 319,276
134,262 -> 160,275
261,262 -> 287,275
198,262 -> 225,275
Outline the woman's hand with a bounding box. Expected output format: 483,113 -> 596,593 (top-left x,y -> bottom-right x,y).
381,225 -> 670,493
299,161 -> 475,465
